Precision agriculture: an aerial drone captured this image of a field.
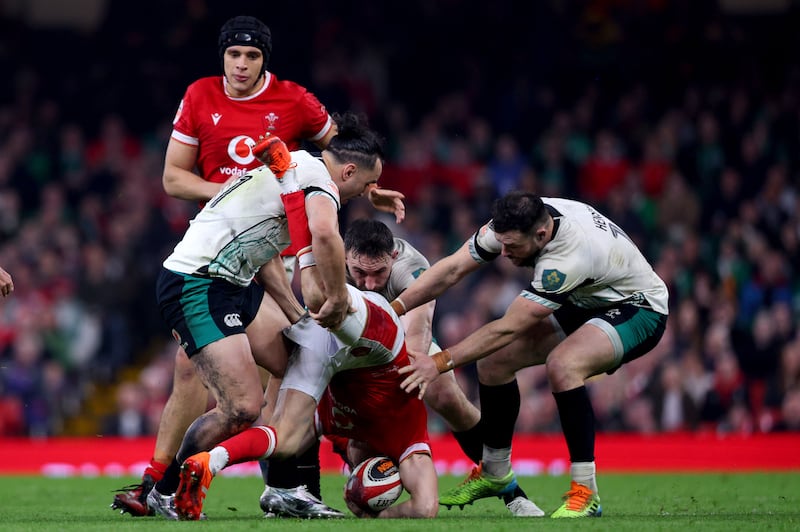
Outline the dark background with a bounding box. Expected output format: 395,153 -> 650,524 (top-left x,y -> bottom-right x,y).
1,0 -> 799,438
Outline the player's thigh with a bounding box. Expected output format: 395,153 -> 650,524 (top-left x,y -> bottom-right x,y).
477,317 -> 561,385
246,292 -> 290,377
545,324 -> 616,389
192,334 -> 263,412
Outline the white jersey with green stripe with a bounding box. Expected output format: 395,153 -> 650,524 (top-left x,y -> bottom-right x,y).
346,237 -> 430,301
163,150 -> 339,286
471,197 -> 669,314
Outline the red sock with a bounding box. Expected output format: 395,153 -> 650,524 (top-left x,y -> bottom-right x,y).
220,426 -> 277,465
144,459 -> 168,482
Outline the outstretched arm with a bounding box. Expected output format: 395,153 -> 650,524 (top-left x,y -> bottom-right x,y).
399,296 -> 549,398
392,240 -> 481,316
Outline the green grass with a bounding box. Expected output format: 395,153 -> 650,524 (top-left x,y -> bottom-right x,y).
0,472 -> 798,531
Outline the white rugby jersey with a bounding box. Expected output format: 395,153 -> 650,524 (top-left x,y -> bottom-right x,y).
346,238 -> 430,301
163,150 -> 340,286
470,197 -> 669,314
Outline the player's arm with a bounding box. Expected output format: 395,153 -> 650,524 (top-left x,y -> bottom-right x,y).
162,137 -> 222,201
400,295 -> 551,398
312,124 -> 338,150
255,257 -> 306,324
401,301 -> 435,356
303,194 -> 351,328
392,240 -> 481,316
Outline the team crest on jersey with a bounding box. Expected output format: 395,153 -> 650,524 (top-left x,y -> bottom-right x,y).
265,112 -> 279,131
542,269 -> 566,291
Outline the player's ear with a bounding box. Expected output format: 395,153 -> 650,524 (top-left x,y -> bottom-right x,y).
342,162 -> 357,181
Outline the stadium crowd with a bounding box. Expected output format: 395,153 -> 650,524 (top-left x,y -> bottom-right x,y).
0,1 -> 799,438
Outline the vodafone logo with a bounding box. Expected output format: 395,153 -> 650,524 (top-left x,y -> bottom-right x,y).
228,135 -> 257,165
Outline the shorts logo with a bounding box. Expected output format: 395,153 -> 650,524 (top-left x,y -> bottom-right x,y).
542,269 -> 566,291
605,308 -> 621,319
224,313 -> 243,327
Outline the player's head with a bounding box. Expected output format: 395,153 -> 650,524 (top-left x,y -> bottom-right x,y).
490,191 -> 550,266
218,16 -> 272,93
344,219 -> 397,292
323,112 -> 385,202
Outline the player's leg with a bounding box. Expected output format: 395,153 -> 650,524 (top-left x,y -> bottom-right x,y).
259,316 -> 346,519
150,335 -> 263,519
422,349 -> 483,461
110,346 -> 207,516
439,318 -> 558,515
548,306 -> 666,518
379,453 -> 438,518
175,387 -> 340,519
247,292 -> 325,503
546,324 -> 612,518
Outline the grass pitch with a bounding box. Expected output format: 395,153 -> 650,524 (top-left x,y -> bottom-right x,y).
0,472 -> 797,531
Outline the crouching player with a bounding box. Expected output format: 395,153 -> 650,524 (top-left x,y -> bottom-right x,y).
175,283 -> 438,519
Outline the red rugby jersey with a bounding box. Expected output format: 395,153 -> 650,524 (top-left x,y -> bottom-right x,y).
170,72 -> 332,185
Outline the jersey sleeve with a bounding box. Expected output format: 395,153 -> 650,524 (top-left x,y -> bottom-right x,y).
170,84 -> 199,146
297,88 -> 334,142
387,239 -> 429,298
468,221 -> 501,263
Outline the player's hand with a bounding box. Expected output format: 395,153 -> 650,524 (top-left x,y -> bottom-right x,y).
310,293 -> 354,329
0,267 -> 13,298
367,184 -> 406,223
398,353 -> 439,399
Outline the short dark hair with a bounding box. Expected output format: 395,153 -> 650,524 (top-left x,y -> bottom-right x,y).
491,191 -> 548,234
344,219 -> 394,256
325,112 -> 384,170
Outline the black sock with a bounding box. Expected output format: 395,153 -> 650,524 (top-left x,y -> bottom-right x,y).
266,440 -> 322,499
258,459 -> 269,485
154,458 -> 182,495
452,422 -> 483,465
553,386 -> 595,463
479,380 -> 520,450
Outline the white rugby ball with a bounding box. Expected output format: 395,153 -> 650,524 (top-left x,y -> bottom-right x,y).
344,456 -> 403,513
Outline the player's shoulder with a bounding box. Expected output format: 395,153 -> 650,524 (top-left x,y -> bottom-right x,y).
393,238 -> 429,266
265,72 -> 312,97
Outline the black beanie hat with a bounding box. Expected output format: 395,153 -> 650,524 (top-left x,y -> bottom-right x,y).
218,16 -> 272,72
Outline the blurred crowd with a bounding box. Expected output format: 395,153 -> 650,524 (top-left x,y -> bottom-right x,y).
0,1 -> 799,438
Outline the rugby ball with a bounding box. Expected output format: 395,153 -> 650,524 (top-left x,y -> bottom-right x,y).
344,456 -> 403,513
